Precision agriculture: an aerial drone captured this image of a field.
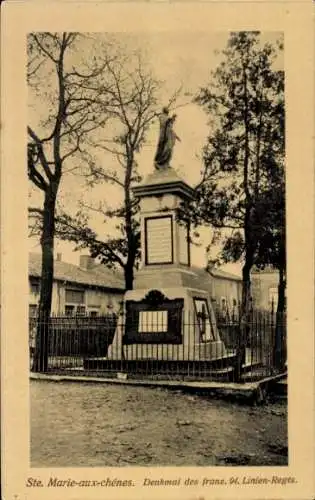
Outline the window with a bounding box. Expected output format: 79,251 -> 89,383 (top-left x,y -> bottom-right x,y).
107,298 -> 114,310
29,304 -> 38,317
65,288 -> 85,304
193,298 -> 215,342
88,307 -> 100,317
65,288 -> 85,316
65,305 -> 75,316
269,287 -> 278,307
138,310 -> 168,333
65,304 -> 86,316
76,306 -> 86,316
145,216 -> 173,265
220,296 -> 229,320
30,282 -> 40,295
231,298 -> 239,321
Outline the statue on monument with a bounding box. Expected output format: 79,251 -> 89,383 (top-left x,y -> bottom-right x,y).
154,107 -> 181,169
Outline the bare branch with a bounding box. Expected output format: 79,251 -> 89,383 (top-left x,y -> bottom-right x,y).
167,85 -> 183,110
28,126 -> 52,182
105,61 -> 132,131
28,167 -> 47,191
32,33 -> 59,64
29,207 -> 44,215
86,163 -> 125,188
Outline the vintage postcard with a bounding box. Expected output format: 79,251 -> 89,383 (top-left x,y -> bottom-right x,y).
1,1 -> 314,499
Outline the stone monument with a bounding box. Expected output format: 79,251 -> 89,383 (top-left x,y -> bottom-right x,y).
106,114 -> 229,366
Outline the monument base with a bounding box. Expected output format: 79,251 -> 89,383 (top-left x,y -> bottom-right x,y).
107,266 -> 229,362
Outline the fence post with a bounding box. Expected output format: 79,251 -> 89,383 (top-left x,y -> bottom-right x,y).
270,299 -> 276,372
32,313 -> 49,372
234,299 -> 248,383
274,308 -> 286,371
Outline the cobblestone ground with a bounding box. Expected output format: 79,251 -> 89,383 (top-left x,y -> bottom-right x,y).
30,380 -> 287,467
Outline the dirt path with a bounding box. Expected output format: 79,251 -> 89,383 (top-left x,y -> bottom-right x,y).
31,380 -> 287,467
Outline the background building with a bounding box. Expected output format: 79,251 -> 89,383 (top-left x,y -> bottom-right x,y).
251,267 -> 281,310
29,253 -> 125,316
29,253 -> 242,318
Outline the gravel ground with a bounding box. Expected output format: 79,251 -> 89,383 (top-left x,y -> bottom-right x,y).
30,380 -> 288,467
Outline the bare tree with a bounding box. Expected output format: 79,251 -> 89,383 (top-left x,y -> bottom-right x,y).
53,44 -> 181,291
28,32 -> 111,371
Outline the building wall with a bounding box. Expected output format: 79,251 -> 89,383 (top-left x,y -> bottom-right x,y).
29,278 -> 124,316
210,276 -> 242,314
85,288 -> 123,314
29,274 -> 241,316
251,269 -> 280,310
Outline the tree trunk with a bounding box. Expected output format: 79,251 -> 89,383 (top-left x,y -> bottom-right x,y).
32,187 -> 57,372
274,266 -> 286,370
124,263 -> 134,291
234,259 -> 252,381
234,63 -> 253,382
124,157 -> 136,291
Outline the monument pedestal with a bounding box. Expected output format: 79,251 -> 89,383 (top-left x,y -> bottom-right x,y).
107,168 -> 229,364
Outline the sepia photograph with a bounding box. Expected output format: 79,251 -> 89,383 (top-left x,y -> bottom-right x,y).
27,30 -> 287,468
1,2 -> 314,499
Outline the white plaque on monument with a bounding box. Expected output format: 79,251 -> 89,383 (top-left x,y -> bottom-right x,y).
145,216 -> 173,264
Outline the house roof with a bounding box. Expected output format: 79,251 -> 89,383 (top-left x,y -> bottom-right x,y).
29,252 -> 241,293
209,267 -> 242,281
251,266 -> 279,275
181,266 -> 241,293
29,253 -> 125,291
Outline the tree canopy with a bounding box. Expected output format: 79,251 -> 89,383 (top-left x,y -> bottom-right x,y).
183,32 -> 284,278
179,31 -> 285,378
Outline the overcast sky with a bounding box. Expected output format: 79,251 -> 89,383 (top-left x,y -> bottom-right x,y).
29,31 -> 283,276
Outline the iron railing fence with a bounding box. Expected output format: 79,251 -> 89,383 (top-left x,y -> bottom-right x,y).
29,313 -> 118,366
29,309 -> 286,383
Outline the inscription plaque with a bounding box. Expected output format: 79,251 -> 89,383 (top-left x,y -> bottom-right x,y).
145,216 -> 173,264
